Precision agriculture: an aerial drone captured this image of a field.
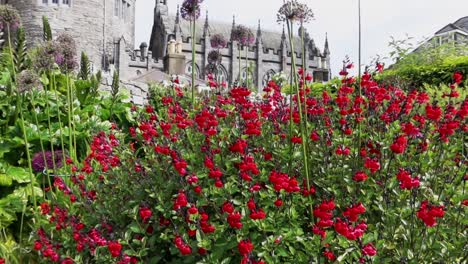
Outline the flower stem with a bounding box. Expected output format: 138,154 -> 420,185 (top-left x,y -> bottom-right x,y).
191,18 -> 196,108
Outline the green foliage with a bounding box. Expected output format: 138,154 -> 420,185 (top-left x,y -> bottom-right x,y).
378,55 -> 468,88
379,38 -> 468,88
42,16 -> 52,41
13,27 -> 28,73
111,70 -> 120,99
78,52 -> 90,80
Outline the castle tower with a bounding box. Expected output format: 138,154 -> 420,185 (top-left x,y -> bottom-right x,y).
5,0 -> 136,72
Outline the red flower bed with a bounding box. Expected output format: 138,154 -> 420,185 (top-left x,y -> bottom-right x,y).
32,69 -> 467,263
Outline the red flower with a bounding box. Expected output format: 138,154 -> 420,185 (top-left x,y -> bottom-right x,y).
390,135 -> 408,154
227,211 -> 243,229
323,249 -> 336,261
425,104 -> 442,121
33,240 -> 42,251
396,169 -> 420,190
353,171 -> 368,182
274,199 -> 283,207
108,241 -> 122,257
139,206 -> 152,222
417,201 -> 444,227
364,158 -> 380,173
343,203 -> 366,222
238,239 -> 254,256
40,202 -> 51,215
174,236 -> 192,255
453,72 -> 463,85
61,258 -> 74,264
362,243 -> 377,256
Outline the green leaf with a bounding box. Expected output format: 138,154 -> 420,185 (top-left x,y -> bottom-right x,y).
5,166 -> 32,183
0,173 -> 12,186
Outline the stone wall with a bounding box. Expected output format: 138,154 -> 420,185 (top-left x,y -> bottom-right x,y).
8,0 -> 135,72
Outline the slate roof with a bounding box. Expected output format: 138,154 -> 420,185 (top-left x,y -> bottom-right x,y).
435,16 -> 468,35
166,14 -> 315,55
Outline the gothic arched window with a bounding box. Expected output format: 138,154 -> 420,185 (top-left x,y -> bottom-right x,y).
206,64 -> 228,84
262,69 -> 276,87
185,62 -> 200,79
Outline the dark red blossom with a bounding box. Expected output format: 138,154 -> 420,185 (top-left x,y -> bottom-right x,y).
108,241 -> 122,258
362,243 -> 377,256
139,206 -> 152,222
238,239 -> 254,256
417,201 -> 444,227
390,135 -> 408,154
396,169 -> 420,190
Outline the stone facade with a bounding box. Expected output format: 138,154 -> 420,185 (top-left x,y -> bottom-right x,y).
149,0 -> 331,92
2,0 -> 332,103
4,0 -> 136,73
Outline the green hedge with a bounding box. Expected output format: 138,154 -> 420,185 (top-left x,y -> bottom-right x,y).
378,56 -> 468,89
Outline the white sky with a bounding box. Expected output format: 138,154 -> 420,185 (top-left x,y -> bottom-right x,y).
135,0 -> 468,76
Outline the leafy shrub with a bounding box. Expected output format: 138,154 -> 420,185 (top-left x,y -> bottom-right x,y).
31,70 -> 467,263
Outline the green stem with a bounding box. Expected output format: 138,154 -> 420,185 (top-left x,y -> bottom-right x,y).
245,46 -> 248,89
191,17 -> 196,108
45,74 -> 58,174
288,20 -> 313,222
238,47 -> 241,85
30,91 -> 54,196
51,73 -> 68,176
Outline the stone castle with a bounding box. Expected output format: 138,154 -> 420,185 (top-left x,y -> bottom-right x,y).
2,0 -> 331,102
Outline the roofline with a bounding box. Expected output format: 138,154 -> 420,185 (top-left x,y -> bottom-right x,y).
435,16 -> 468,35
435,28 -> 468,37
453,16 -> 468,25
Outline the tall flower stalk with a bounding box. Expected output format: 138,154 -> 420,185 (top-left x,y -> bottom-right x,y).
231,25 -> 255,88
181,0 -> 203,107
210,34 -> 227,92
278,0 -> 314,208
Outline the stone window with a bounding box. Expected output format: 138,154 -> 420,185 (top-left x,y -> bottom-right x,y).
121,0 -> 125,19
42,0 -> 48,3
62,0 -> 70,5
52,0 -> 58,4
114,0 -> 120,17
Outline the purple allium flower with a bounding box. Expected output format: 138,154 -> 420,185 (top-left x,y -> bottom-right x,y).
33,41 -> 60,72
180,0 -> 204,20
0,5 -> 21,31
277,0 -> 314,24
16,70 -> 42,93
32,150 -> 64,173
210,34 -> 227,49
56,33 -> 77,72
231,25 -> 255,47
207,50 -> 222,65
33,33 -> 77,73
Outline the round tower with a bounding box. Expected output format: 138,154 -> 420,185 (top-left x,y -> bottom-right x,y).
4,0 -> 136,71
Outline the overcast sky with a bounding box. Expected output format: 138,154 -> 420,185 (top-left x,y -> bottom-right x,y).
135,0 -> 468,76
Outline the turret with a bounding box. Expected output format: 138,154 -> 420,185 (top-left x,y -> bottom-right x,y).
174,5 -> 182,42
324,33 -> 330,56
203,10 -> 210,37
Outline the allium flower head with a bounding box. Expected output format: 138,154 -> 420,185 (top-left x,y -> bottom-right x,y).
207,50 -> 222,64
16,70 -> 42,93
277,0 -> 314,24
0,5 -> 21,31
33,41 -> 60,72
210,34 -> 227,49
231,25 -> 255,47
56,33 -> 77,72
33,34 -> 77,73
32,150 -> 65,173
180,0 -> 203,20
